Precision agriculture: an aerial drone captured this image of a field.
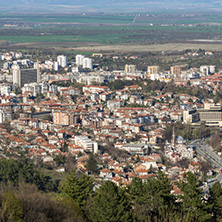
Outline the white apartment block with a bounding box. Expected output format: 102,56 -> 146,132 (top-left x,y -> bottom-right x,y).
83,58 -> 93,69
76,55 -> 85,66
57,55 -> 67,68
74,135 -> 98,153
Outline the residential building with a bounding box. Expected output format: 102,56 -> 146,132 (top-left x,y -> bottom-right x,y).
76,55 -> 85,66
147,66 -> 159,77
57,55 -> 67,68
125,64 -> 136,73
83,58 -> 93,69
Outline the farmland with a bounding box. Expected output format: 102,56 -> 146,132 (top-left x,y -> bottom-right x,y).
2,12 -> 222,51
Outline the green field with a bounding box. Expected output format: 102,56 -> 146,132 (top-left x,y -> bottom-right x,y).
0,14 -> 135,24
1,13 -> 222,48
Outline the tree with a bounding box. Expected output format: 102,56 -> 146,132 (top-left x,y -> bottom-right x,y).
179,172 -> 211,221
59,170 -> 93,212
60,142 -> 68,153
0,159 -> 57,192
209,182 -> 222,221
86,153 -> 98,174
210,134 -> 221,151
134,155 -> 141,164
0,191 -> 23,222
128,171 -> 175,221
90,181 -> 133,222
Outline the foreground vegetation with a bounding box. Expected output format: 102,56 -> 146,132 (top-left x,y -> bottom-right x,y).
0,158 -> 222,221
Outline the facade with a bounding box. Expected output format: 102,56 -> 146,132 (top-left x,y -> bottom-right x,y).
53,112 -> 80,126
83,58 -> 93,69
125,64 -> 136,73
147,66 -> 159,77
57,55 -> 67,68
171,66 -> 182,81
13,65 -> 38,87
183,103 -> 222,126
200,65 -> 216,76
75,135 -> 98,153
76,55 -> 85,66
82,85 -> 110,94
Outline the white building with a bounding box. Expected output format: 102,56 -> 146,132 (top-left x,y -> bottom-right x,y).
57,55 -> 67,68
12,64 -> 20,86
74,135 -> 98,153
0,110 -> 11,123
83,58 -> 93,69
200,65 -> 216,76
76,55 -> 85,66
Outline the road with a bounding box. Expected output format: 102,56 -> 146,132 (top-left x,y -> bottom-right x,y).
190,139 -> 222,169
189,139 -> 222,191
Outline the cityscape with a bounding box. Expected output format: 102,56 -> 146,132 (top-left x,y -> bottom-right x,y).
1,0 -> 222,221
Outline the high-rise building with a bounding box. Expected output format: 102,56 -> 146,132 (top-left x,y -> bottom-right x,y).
170,66 -> 182,75
54,62 -> 59,71
171,66 -> 182,81
147,66 -> 159,77
57,55 -> 67,68
125,64 -> 136,73
200,65 -> 216,76
83,58 -> 93,69
12,65 -> 39,87
76,54 -> 85,66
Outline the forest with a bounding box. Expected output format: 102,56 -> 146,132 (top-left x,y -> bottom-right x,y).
0,159 -> 221,221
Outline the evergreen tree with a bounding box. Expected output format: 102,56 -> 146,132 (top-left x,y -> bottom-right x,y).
90,181 -> 133,222
209,182 -> 222,221
59,170 -> 93,212
179,172 -> 212,222
86,153 -> 98,174
128,171 -> 175,221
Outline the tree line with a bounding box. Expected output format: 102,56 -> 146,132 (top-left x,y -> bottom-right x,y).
0,159 -> 222,221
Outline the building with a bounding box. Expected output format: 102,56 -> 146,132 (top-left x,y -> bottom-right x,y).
147,66 -> 159,77
171,66 -> 182,80
183,102 -> 222,126
82,85 -> 110,94
125,64 -> 136,73
0,109 -> 11,123
121,143 -> 149,155
76,55 -> 85,66
200,65 -> 216,76
83,58 -> 93,69
57,55 -> 67,68
12,65 -> 39,87
53,111 -> 80,126
77,73 -> 114,85
75,135 -> 98,153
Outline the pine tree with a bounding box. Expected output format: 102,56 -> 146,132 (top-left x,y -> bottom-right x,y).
59,170 -> 93,212
209,181 -> 222,221
179,172 -> 212,222
86,153 -> 98,174
128,171 -> 175,221
90,181 -> 133,222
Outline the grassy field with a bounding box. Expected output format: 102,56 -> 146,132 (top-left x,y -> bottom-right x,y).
2,13 -> 222,51
0,14 -> 135,24
2,13 -> 222,25
1,25 -> 222,45
67,43 -> 222,52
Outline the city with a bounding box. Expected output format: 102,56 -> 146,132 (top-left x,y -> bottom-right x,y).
1,0 -> 222,221
0,49 -> 221,220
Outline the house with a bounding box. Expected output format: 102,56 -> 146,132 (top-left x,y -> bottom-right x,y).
100,168 -> 112,179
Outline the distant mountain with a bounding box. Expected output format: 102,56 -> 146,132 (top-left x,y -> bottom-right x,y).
1,0 -> 222,11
